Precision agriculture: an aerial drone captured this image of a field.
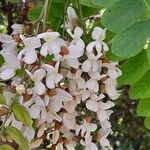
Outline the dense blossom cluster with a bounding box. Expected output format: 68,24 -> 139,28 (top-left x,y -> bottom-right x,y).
0,7 -> 122,150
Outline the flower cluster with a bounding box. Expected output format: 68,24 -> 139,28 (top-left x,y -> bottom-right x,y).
0,7 -> 121,150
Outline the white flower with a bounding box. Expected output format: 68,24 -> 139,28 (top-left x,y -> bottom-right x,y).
86,93 -> 105,112
98,128 -> 112,148
49,88 -> 73,113
52,130 -> 60,144
104,78 -> 120,100
0,34 -> 14,43
65,6 -> 78,30
0,53 -> 21,80
97,101 -> 114,129
80,135 -> 98,150
26,69 -> 46,95
16,84 -> 25,94
86,27 -> 108,57
63,111 -> 77,129
43,62 -> 63,89
103,62 -> 122,79
24,95 -> 49,119
18,37 -> 41,64
23,127 -> 35,142
82,53 -> 102,72
76,120 -> 97,137
37,32 -> 63,57
67,27 -> 85,49
68,69 -> 86,94
11,23 -> 23,35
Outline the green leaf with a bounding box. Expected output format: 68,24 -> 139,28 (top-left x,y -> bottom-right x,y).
79,0 -> 101,8
102,0 -> 146,33
106,50 -> 126,61
0,54 -> 5,67
112,20 -> 150,57
137,98 -> 150,116
6,126 -> 30,150
28,6 -> 42,21
118,51 -> 150,85
91,0 -> 119,7
0,93 -> 6,105
129,70 -> 150,99
12,103 -> 33,127
144,117 -> 150,129
7,0 -> 21,3
82,6 -> 99,17
0,144 -> 15,150
146,43 -> 150,64
16,69 -> 25,77
42,54 -> 54,63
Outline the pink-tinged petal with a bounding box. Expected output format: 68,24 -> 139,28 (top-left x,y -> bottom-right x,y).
67,7 -> 78,21
67,45 -> 84,58
49,96 -> 62,112
0,68 -> 15,80
66,58 -> 80,69
42,64 -> 55,73
63,113 -> 76,129
0,34 -> 12,43
29,104 -> 41,119
82,60 -> 92,72
81,91 -> 90,101
86,79 -> 99,92
86,42 -> 95,53
41,108 -> 47,119
77,78 -> 86,90
56,143 -> 63,150
30,139 -> 43,149
40,43 -> 49,56
37,32 -> 60,42
50,41 -> 61,54
86,99 -> 98,112
92,27 -> 106,40
100,138 -> 110,148
56,88 -> 73,101
69,80 -> 77,93
95,42 -> 102,53
74,27 -> 83,38
102,41 -> 109,51
34,69 -> 46,81
23,37 -> 41,49
89,143 -> 98,150
54,73 -> 63,85
4,54 -> 21,69
37,124 -> 45,137
46,74 -> 55,89
23,50 -> 37,64
88,123 -> 97,132
24,128 -> 35,142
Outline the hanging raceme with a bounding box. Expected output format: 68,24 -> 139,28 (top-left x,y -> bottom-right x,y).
0,3 -> 122,150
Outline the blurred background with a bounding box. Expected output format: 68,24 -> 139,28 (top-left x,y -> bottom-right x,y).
0,1 -> 150,149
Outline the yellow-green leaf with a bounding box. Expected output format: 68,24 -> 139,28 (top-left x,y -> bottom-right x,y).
12,103 -> 33,127
6,126 -> 30,150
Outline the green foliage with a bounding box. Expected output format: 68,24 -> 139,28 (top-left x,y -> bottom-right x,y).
101,0 -> 146,33
118,51 -> 150,85
0,54 -> 4,67
0,144 -> 15,150
146,44 -> 150,64
144,117 -> 150,129
91,0 -> 119,7
12,103 -> 33,127
0,93 -> 6,105
6,126 -> 30,150
129,70 -> 150,99
137,98 -> 150,116
6,0 -> 21,3
112,20 -> 150,57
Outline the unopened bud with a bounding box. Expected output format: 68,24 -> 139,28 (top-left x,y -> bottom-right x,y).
16,85 -> 25,94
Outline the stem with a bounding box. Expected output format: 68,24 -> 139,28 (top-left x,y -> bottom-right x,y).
76,0 -> 86,38
62,0 -> 70,38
